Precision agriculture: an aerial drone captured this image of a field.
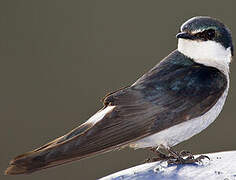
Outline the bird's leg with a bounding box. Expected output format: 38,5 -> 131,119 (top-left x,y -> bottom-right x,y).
144,145 -> 170,162
152,146 -> 170,159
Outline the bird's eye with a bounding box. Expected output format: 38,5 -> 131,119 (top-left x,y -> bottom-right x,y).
194,29 -> 216,41
205,29 -> 216,40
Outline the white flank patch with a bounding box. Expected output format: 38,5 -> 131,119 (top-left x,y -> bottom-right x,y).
86,106 -> 115,125
130,75 -> 229,148
178,39 -> 231,74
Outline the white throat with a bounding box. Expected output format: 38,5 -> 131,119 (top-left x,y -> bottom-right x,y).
178,39 -> 231,74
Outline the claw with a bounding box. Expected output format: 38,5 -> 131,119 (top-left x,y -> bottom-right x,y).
195,155 -> 210,163
185,154 -> 194,160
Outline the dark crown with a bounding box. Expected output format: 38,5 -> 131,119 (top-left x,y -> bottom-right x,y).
181,16 -> 234,56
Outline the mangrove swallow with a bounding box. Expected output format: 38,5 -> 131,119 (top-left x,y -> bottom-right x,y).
5,16 -> 234,175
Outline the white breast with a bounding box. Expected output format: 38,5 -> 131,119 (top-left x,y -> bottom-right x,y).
130,75 -> 229,149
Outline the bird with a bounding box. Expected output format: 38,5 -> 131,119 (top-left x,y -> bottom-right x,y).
5,16 -> 234,175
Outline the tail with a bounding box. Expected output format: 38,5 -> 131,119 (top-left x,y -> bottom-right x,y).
5,104 -> 151,175
5,122 -> 116,175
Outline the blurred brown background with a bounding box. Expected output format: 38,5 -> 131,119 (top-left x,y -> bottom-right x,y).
1,0 -> 236,179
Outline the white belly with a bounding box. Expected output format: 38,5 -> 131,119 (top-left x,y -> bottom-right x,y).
130,79 -> 229,149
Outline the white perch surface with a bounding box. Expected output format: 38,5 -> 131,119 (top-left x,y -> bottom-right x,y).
100,151 -> 236,180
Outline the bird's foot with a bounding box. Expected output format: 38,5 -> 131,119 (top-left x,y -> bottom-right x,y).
167,149 -> 210,165
145,146 -> 210,164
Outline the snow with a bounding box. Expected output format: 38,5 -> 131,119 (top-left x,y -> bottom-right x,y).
100,151 -> 236,180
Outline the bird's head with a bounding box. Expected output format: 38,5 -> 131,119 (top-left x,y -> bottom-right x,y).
176,16 -> 233,73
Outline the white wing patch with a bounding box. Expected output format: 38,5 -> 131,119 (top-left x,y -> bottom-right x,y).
87,106 -> 116,125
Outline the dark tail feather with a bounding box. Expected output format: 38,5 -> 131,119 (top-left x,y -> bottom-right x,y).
5,104 -> 151,175
5,123 -> 106,175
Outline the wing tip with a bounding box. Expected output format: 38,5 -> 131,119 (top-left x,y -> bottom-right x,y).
4,164 -> 28,175
4,151 -> 38,176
